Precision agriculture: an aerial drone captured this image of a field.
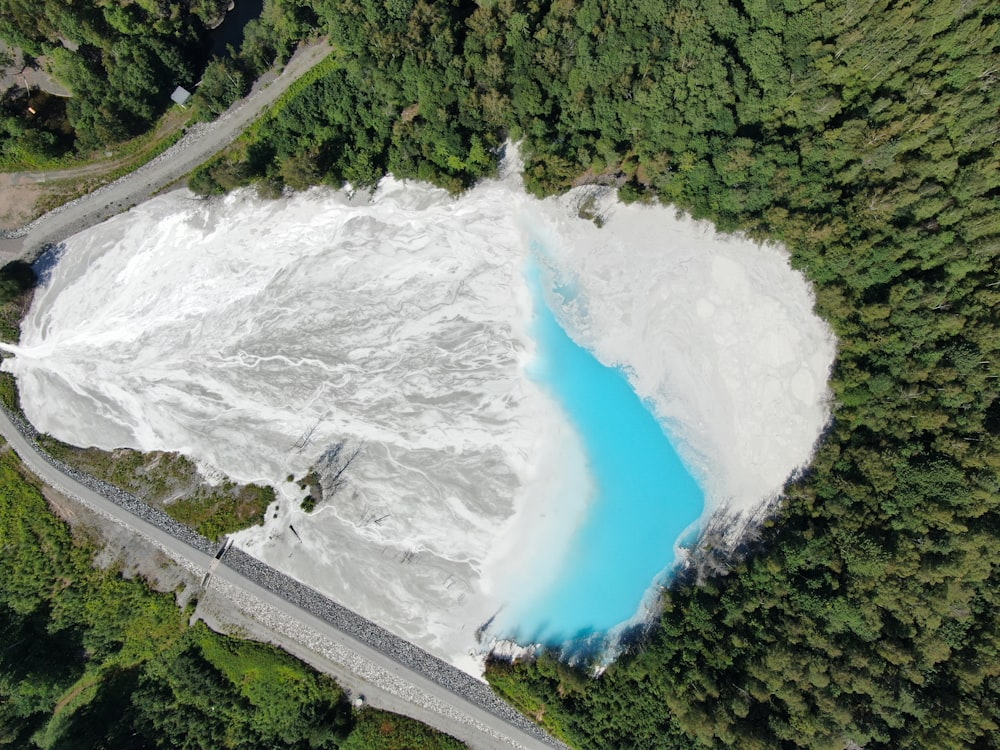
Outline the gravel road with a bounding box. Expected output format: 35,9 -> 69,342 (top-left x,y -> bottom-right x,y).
0,409 -> 568,750
0,39 -> 332,263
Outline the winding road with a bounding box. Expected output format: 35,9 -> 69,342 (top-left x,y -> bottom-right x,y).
0,39 -> 332,263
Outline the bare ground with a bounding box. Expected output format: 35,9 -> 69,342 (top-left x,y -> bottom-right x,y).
0,108 -> 193,232
0,175 -> 42,229
42,481 -> 200,603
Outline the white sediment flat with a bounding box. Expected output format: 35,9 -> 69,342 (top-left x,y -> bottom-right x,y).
4,156 -> 836,672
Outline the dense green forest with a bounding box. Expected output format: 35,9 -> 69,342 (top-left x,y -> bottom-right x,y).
190,0 -> 1000,747
0,441 -> 465,749
0,0 -> 216,156
2,0 -> 998,747
0,0 -> 312,164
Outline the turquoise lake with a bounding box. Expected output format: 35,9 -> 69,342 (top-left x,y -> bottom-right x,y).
507,261 -> 705,645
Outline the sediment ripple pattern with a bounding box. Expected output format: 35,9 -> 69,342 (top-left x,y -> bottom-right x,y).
4,172 -> 836,666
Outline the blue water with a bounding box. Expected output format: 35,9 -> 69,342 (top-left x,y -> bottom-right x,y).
508,261 -> 704,645
208,0 -> 265,58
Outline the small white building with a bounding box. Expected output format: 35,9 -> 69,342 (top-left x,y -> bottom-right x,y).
170,86 -> 192,106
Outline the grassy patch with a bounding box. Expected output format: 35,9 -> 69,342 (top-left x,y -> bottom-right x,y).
36,435 -> 273,541
342,709 -> 467,750
168,481 -> 275,541
2,106 -> 191,175
0,447 -> 465,748
484,657 -> 580,748
0,372 -> 20,414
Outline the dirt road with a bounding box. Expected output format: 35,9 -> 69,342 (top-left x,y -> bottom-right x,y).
0,39 -> 332,263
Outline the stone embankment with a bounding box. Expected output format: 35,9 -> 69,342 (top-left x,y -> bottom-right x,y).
0,405 -> 565,749
2,408 -> 218,556
223,545 -> 555,741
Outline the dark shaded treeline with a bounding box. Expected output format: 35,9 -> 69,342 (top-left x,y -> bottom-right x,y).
0,0 -> 221,158
0,0 -> 304,163
194,0 -> 1000,747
